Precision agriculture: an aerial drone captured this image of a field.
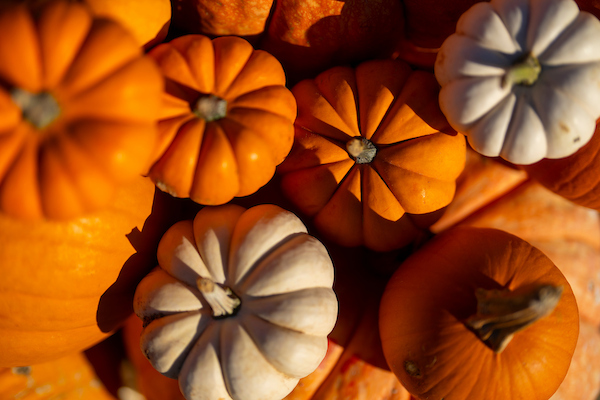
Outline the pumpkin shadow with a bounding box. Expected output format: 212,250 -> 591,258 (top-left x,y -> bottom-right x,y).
96,188 -> 192,333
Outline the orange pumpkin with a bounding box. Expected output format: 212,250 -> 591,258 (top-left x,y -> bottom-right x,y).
0,0 -> 163,220
277,59 -> 466,251
0,352 -> 116,400
522,120 -> 600,211
146,34 -> 297,206
0,176 -> 175,368
379,226 -> 579,400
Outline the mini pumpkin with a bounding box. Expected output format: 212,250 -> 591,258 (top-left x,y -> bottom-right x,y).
379,226 -> 579,400
146,34 -> 297,206
0,352 -> 115,400
133,204 -> 338,400
277,59 -> 466,251
0,0 -> 162,220
434,0 -> 600,165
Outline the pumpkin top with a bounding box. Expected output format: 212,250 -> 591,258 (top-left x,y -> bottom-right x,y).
435,0 -> 600,165
134,204 -> 338,400
0,0 -> 163,220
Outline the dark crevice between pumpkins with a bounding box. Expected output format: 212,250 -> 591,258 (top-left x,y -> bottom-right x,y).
465,284 -> 563,353
11,87 -> 61,129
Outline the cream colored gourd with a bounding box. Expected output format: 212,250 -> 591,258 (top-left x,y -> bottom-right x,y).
435,0 -> 600,165
133,204 -> 338,400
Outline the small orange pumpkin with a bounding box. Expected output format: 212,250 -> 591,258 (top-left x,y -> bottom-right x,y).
147,34 -> 297,206
278,59 -> 466,251
379,227 -> 579,400
0,0 -> 162,220
0,352 -> 116,400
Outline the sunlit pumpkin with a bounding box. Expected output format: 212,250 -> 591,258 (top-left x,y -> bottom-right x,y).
0,352 -> 115,400
379,226 -> 579,400
278,59 -> 466,251
0,176 -> 171,368
0,0 -> 162,220
146,34 -> 297,206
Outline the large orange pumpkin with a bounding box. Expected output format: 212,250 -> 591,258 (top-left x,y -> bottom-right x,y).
0,352 -> 115,400
379,226 -> 579,400
146,34 -> 297,206
0,0 -> 163,220
277,59 -> 466,251
0,176 -> 174,368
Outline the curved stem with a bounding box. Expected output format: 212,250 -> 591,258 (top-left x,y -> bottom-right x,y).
502,52 -> 541,88
193,94 -> 227,121
11,88 -> 61,129
465,284 -> 563,353
196,277 -> 241,317
346,137 -> 377,164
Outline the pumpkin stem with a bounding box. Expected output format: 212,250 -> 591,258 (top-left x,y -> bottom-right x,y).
196,277 -> 241,317
502,52 -> 541,88
193,95 -> 227,121
11,88 -> 61,129
465,284 -> 563,353
346,137 -> 377,164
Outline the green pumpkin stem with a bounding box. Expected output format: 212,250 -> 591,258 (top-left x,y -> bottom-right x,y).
502,52 -> 541,88
465,284 -> 563,353
11,88 -> 61,129
197,277 -> 240,317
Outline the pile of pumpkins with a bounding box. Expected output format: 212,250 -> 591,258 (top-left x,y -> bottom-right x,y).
1,0 -> 599,399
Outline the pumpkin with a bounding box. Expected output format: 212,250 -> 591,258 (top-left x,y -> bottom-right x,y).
0,0 -> 162,220
0,176 -> 170,368
146,34 -> 297,206
434,0 -> 600,165
0,352 -> 116,400
277,59 -> 466,251
522,119 -> 600,211
133,204 -> 338,400
379,226 -> 579,400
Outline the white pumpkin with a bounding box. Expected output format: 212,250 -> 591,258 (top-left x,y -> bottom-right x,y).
435,0 -> 600,165
133,204 -> 338,400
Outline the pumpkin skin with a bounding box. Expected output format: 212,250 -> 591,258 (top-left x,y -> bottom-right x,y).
278,59 -> 466,251
434,0 -> 600,165
133,204 -> 338,400
379,226 -> 579,400
0,0 -> 163,220
0,176 -> 167,368
522,119 -> 600,211
0,352 -> 116,400
146,34 -> 297,206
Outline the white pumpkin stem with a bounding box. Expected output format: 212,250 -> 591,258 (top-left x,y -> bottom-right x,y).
193,95 -> 228,121
196,277 -> 241,317
10,87 -> 61,129
346,137 -> 377,164
502,52 -> 541,88
465,284 -> 563,353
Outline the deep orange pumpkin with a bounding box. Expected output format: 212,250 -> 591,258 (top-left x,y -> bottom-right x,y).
277,59 -> 466,251
0,0 -> 163,220
0,176 -> 175,368
379,226 -> 579,400
146,34 -> 297,206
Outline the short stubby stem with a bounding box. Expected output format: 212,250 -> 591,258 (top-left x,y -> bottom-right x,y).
502,52 -> 541,88
465,284 -> 563,353
346,137 -> 377,164
193,94 -> 227,121
197,277 -> 241,317
11,87 -> 61,129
